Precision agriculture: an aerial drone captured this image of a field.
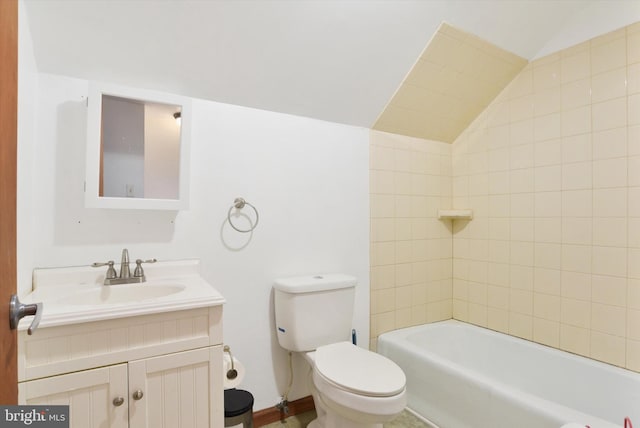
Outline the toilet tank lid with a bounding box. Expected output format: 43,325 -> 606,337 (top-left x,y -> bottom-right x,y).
274,274 -> 357,293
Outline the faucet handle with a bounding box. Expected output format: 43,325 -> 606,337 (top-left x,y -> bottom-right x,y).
134,258 -> 157,278
92,261 -> 117,279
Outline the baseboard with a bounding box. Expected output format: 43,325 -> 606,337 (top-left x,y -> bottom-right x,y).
253,395 -> 315,427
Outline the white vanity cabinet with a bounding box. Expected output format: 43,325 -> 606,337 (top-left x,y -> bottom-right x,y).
129,347 -> 219,428
20,364 -> 129,428
18,306 -> 224,428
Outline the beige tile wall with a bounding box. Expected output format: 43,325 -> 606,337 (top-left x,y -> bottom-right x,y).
451,23 -> 640,371
369,130 -> 453,349
373,22 -> 527,144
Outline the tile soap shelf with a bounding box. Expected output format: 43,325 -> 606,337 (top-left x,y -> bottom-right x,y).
438,209 -> 473,220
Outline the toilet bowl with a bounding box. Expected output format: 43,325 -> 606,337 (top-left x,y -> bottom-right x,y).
273,274 -> 407,427
304,342 -> 406,428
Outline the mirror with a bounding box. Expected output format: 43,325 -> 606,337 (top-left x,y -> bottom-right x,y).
85,82 -> 191,210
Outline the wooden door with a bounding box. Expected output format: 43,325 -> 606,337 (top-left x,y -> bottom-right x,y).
0,0 -> 18,405
128,347 -> 223,428
19,364 -> 129,428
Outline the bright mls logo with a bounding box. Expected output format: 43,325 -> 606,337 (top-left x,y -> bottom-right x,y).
0,406 -> 69,427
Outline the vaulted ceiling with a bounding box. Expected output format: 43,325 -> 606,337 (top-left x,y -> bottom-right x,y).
373,22 -> 528,142
22,0 -> 640,140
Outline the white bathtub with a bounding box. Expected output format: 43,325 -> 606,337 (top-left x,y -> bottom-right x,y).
377,320 -> 640,428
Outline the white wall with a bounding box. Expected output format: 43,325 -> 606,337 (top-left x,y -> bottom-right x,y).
17,0 -> 38,300
534,0 -> 640,59
20,73 -> 370,411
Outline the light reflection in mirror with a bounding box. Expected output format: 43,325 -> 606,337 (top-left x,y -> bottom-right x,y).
100,95 -> 181,200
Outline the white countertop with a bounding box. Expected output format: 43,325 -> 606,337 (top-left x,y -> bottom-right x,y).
21,259 -> 225,329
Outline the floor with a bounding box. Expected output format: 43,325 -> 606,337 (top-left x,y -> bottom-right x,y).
260,409 -> 430,428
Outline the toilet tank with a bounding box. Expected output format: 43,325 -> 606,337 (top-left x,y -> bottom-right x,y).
274,274 -> 357,352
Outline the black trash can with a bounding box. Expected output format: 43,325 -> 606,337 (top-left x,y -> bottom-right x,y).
224,389 -> 254,428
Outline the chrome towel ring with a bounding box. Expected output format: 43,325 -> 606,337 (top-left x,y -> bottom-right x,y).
227,197 -> 259,233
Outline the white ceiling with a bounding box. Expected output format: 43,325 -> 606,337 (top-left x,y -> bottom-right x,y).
22,0 -> 638,129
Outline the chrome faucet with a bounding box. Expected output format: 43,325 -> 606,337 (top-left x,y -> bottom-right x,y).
120,248 -> 131,279
92,248 -> 157,285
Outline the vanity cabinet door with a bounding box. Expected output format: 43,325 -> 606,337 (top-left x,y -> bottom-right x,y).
128,346 -> 223,428
18,364 -> 128,428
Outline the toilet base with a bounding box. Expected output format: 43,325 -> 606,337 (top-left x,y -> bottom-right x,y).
302,351 -> 405,428
307,377 -> 391,428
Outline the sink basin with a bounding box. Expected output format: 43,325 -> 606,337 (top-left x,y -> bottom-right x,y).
62,283 -> 186,306
23,260 -> 225,329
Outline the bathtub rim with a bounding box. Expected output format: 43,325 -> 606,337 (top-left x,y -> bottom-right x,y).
377,320 -> 638,428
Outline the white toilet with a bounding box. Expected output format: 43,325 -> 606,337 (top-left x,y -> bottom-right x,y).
273,274 -> 407,428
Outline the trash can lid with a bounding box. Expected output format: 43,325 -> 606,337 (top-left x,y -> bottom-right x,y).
224,389 -> 254,418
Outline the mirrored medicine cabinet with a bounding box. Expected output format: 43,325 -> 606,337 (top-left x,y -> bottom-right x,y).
85,82 -> 191,210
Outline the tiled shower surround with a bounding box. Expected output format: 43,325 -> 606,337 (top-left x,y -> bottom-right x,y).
369,130 -> 453,350
370,22 -> 640,372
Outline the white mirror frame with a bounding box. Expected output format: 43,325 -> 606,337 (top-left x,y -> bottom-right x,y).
85,82 -> 191,210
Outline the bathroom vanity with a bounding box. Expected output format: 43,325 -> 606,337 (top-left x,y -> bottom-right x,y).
16,260 -> 225,428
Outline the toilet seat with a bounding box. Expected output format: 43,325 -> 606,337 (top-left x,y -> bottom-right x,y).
314,342 -> 406,397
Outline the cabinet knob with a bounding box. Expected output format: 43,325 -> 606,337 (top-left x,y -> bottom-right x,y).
112,397 -> 124,407
133,390 -> 144,400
